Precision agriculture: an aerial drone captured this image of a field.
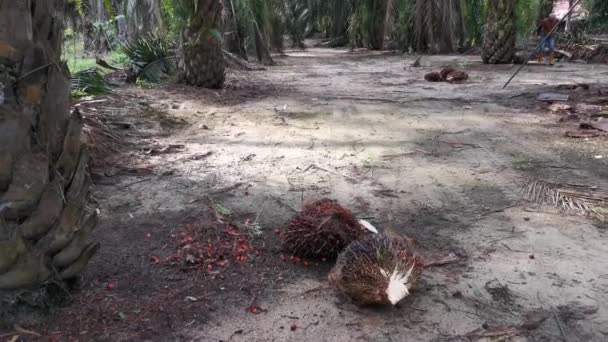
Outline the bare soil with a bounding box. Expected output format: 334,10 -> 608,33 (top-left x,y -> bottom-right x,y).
4,49 -> 608,341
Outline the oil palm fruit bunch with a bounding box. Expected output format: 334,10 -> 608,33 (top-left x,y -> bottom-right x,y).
280,199 -> 377,259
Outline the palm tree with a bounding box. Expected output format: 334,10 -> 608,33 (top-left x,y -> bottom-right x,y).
0,0 -> 98,290
482,0 -> 518,64
180,0 -> 225,88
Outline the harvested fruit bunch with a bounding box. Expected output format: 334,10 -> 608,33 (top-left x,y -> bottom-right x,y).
424,71 -> 442,82
439,66 -> 457,81
445,70 -> 469,83
329,234 -> 423,307
424,66 -> 469,83
281,199 -> 377,259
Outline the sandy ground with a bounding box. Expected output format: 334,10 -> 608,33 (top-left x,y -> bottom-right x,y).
8,49 -> 608,341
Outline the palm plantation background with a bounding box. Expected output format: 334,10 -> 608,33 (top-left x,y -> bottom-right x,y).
2,0 -> 608,306
63,0 -> 607,89
1,0 -> 608,339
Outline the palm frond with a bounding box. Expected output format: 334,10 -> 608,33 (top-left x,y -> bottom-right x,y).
587,0 -> 608,31
103,0 -> 115,18
523,178 -> 608,222
121,31 -> 177,82
280,0 -> 313,48
139,56 -> 178,82
67,0 -> 89,16
70,68 -> 112,98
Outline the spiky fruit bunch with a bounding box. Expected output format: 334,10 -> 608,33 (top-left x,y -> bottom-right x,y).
446,70 -> 469,83
424,72 -> 442,82
329,235 -> 423,307
439,67 -> 457,81
281,199 -> 372,259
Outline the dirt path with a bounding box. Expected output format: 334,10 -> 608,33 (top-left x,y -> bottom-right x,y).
20,49 -> 608,341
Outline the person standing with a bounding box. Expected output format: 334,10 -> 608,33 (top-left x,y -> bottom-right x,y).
537,13 -> 560,65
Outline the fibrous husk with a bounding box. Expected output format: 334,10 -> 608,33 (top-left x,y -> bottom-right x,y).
424,72 -> 441,82
36,203 -> 83,255
59,242 -> 99,279
54,109 -> 83,185
18,179 -> 64,239
0,236 -> 26,274
53,213 -> 97,268
0,152 -> 49,220
329,234 -> 423,306
281,199 -> 372,259
35,176 -> 89,255
0,254 -> 51,290
0,151 -> 12,192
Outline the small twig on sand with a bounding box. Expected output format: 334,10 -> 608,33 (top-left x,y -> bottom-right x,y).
210,182 -> 244,194
505,92 -> 528,99
119,177 -> 154,189
13,325 -> 41,337
488,232 -> 524,245
301,284 -> 331,295
551,306 -> 569,342
74,99 -> 109,106
439,140 -> 480,148
422,254 -> 461,268
478,204 -> 518,218
253,205 -> 265,224
246,293 -> 259,311
501,243 -> 531,254
438,129 -> 471,135
415,148 -> 431,155
537,292 -> 570,342
381,152 -> 415,159
303,164 -> 357,182
270,195 -> 298,213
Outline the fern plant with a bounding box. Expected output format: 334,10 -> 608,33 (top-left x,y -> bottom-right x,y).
121,31 -> 177,82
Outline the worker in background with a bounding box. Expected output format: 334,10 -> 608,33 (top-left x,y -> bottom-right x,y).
537,13 -> 560,65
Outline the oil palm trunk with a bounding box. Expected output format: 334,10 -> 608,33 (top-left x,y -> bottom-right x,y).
481,0 -> 518,64
0,0 -> 98,292
180,0 -> 225,88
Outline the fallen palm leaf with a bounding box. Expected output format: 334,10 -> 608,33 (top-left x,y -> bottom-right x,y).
80,108 -> 125,161
70,68 -> 111,98
522,178 -> 608,221
463,310 -> 549,341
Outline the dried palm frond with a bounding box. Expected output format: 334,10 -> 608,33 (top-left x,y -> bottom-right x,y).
81,109 -> 125,162
522,178 -> 608,222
